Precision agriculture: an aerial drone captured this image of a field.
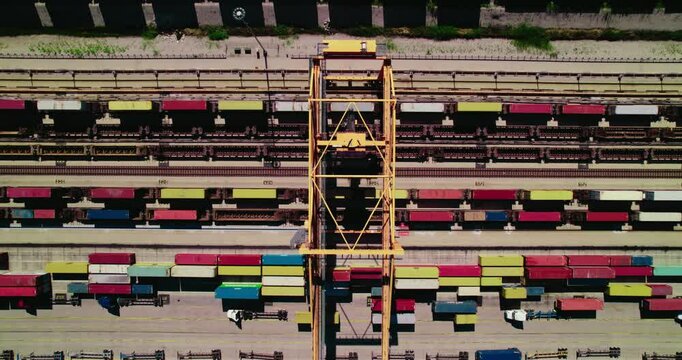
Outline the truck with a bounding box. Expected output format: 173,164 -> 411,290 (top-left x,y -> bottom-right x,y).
476,348 -> 522,360
227,309 -> 288,327
504,309 -> 560,322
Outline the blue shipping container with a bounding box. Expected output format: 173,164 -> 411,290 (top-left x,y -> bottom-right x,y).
526,287 -> 545,296
215,286 -> 260,300
631,255 -> 654,266
476,348 -> 522,360
261,254 -> 304,266
131,284 -> 154,295
67,282 -> 89,294
431,300 -> 477,314
371,287 -> 382,298
485,211 -> 508,222
87,209 -> 130,220
11,209 -> 34,219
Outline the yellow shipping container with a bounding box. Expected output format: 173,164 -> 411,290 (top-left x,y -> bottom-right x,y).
529,190 -> 573,201
160,188 -> 205,199
457,102 -> 503,112
481,267 -> 524,277
262,286 -> 305,297
454,314 -> 478,325
438,277 -> 481,287
108,101 -> 153,111
481,277 -> 503,286
45,262 -> 88,274
218,266 -> 261,276
607,283 -> 653,297
395,266 -> 439,279
323,40 -> 377,54
262,266 -> 305,276
502,287 -> 527,299
479,255 -> 524,267
374,189 -> 408,199
295,311 -> 340,324
218,100 -> 263,111
233,188 -> 277,199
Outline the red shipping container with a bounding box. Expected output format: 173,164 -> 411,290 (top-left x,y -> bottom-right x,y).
417,189 -> 464,200
524,255 -> 567,267
88,252 -> 135,265
613,266 -> 653,277
0,273 -> 50,287
409,211 -> 453,222
525,267 -> 571,279
561,104 -> 606,115
371,298 -> 415,312
518,211 -> 561,222
217,254 -> 261,266
0,99 -> 26,110
351,267 -> 382,280
175,253 -> 218,265
508,103 -> 553,114
571,266 -> 615,279
586,212 -> 629,222
333,269 -> 351,282
609,255 -> 632,266
6,187 -> 51,198
154,210 -> 197,220
556,298 -> 604,311
643,298 -> 682,311
88,284 -> 132,295
161,100 -> 207,111
471,190 -> 517,200
33,209 -> 56,219
568,255 -> 610,266
0,287 -> 43,297
646,284 -> 673,296
438,265 -> 481,277
90,188 -> 135,199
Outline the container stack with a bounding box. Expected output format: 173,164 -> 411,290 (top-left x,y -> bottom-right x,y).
555,297 -> 604,313
261,254 -> 305,298
437,264 -> 482,300
567,255 -> 615,287
431,300 -> 478,326
330,267 -> 351,299
45,261 -> 89,294
479,255 -> 524,287
370,298 -> 416,327
615,255 -> 653,277
606,283 -> 652,297
394,266 -> 439,291
524,255 -> 570,284
87,253 -> 135,295
215,254 -> 263,301
171,253 -> 218,278
350,266 -> 382,288
0,272 -> 51,299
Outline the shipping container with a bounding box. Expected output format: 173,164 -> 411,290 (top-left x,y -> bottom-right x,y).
480,277 -> 503,286
481,267 -> 524,277
614,105 -> 658,115
457,102 -> 503,112
501,287 -> 527,299
86,209 -> 129,220
295,311 -> 341,324
218,254 -> 262,266
644,191 -> 682,201
439,277 -> 481,287
370,298 -> 415,312
88,284 -> 131,295
526,287 -> 545,296
88,264 -> 129,274
262,266 -> 304,276
524,255 -> 567,267
88,274 -> 130,284
218,266 -> 261,276
526,267 -> 572,280
0,273 -> 50,287
431,300 -> 477,314
108,101 -> 153,111
642,298 -> 682,311
454,314 -> 478,325
371,312 -> 416,325
479,255 -> 524,267
438,265 -> 481,277
409,211 -> 453,222
6,187 -> 51,198
653,266 -> 682,276
218,100 -> 264,111
170,265 -> 216,278
394,278 -> 439,290
571,267 -> 616,279
37,100 -> 82,111
0,286 -> 48,297
332,268 -> 351,282
161,100 -> 207,111
637,212 -> 682,222
330,102 -> 374,112
508,103 -> 553,114
589,190 -> 643,201
528,190 -> 573,201
262,276 -> 305,287
33,210 -> 55,219
261,286 -> 305,297
586,212 -> 629,222
463,211 -> 486,222
66,282 -> 89,294
417,189 -> 464,200
215,282 -> 261,300
261,254 -> 304,266
613,266 -> 653,277
127,263 -> 172,277
400,102 -> 445,113
131,284 -> 154,295
568,255 -> 610,266
274,101 -> 309,112
485,211 -> 508,222
370,287 -> 382,298
88,253 -> 135,265
475,348 -> 521,360
46,262 -> 88,274
373,189 -> 409,199
646,284 -> 672,296
561,104 -> 606,115
395,266 -> 439,279
11,209 -> 34,219
555,298 -> 603,311
471,190 -> 517,200
90,188 -> 135,199
517,211 -> 561,222
233,188 -> 277,199
0,99 -> 25,110
631,255 -> 654,266
160,188 -> 205,199
153,210 -> 197,220
175,253 -> 218,265
609,255 -> 632,266
458,287 -> 481,297
351,267 -> 382,280
607,283 -> 652,297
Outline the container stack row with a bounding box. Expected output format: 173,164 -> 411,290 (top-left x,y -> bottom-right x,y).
0,272 -> 51,299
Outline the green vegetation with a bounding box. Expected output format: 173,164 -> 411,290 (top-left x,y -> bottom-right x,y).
346,26 -> 384,37
546,1 -> 558,13
141,26 -> 158,40
655,0 -> 665,10
385,38 -> 397,52
273,25 -> 295,39
508,23 -> 554,52
206,26 -> 228,41
28,40 -> 127,57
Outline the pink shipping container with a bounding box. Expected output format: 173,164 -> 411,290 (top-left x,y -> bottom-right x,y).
524,255 -> 567,267
217,254 -> 261,266
33,210 -> 56,219
571,266 -> 615,279
568,255 -> 610,266
561,104 -> 606,115
175,253 -> 219,265
438,265 -> 481,277
0,273 -> 50,287
6,187 -> 51,198
0,287 -> 44,297
88,252 -> 136,265
0,99 -> 26,110
508,103 -> 553,114
161,100 -> 207,111
371,298 -> 415,312
333,269 -> 351,282
409,211 -> 453,222
471,190 -> 517,200
417,189 -> 464,200
613,266 -> 653,277
646,284 -> 673,296
90,188 -> 136,199
525,267 -> 571,279
586,212 -> 629,222
609,255 -> 632,266
351,267 -> 382,280
88,284 -> 132,295
154,210 -> 197,220
556,298 -> 604,311
517,211 -> 561,222
642,298 -> 682,311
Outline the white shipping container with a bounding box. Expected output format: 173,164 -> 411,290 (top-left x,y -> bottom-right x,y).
614,105 -> 658,115
170,265 -> 217,278
88,264 -> 130,274
262,276 -> 305,287
88,274 -> 130,284
395,278 -> 439,290
371,313 -> 416,325
274,101 -> 309,112
400,102 -> 445,113
592,190 -> 643,201
330,102 -> 374,112
645,191 -> 682,201
457,287 -> 481,297
637,212 -> 682,222
37,100 -> 82,111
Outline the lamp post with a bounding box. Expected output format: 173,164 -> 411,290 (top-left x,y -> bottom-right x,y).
233,7 -> 271,103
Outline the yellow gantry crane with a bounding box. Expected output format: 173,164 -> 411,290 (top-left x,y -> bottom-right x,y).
300,40 -> 403,360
